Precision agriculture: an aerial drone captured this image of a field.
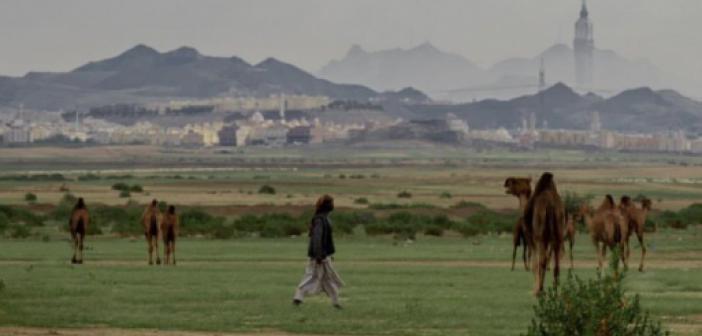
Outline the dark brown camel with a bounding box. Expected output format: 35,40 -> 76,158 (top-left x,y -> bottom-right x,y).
619,196 -> 652,272
161,205 -> 179,265
69,198 -> 90,264
142,199 -> 162,265
523,172 -> 565,296
580,195 -> 629,271
504,177 -> 532,271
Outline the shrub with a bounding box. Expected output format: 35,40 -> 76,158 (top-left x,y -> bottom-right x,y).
258,185 -> 276,195
354,197 -> 369,205
465,210 -> 515,235
119,190 -> 131,198
332,211 -> 375,235
0,205 -> 44,227
338,174 -> 347,179
8,224 -> 31,239
349,174 -> 365,179
0,213 -> 9,233
180,208 -> 227,237
440,192 -> 453,199
111,182 -> 129,191
77,173 -> 101,181
24,193 -> 37,203
397,191 -> 413,199
129,184 -> 144,192
526,252 -> 668,336
424,225 -> 444,237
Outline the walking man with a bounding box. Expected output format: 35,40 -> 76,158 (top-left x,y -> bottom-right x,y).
293,195 -> 344,309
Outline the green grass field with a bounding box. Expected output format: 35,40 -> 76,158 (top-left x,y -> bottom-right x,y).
1,229 -> 702,336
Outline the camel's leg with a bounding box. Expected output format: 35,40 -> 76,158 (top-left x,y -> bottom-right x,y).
531,244 -> 540,295
164,242 -> 169,265
511,243 -> 518,271
71,235 -> 78,264
172,241 -> 176,265
525,245 -> 532,271
596,243 -> 604,271
538,244 -> 548,295
568,237 -> 574,270
147,235 -> 154,265
553,243 -> 561,290
637,231 -> 646,272
154,237 -> 161,265
522,244 -> 529,271
78,235 -> 84,264
621,241 -> 629,270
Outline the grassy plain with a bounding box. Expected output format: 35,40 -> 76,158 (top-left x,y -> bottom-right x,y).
1,145 -> 702,335
1,232 -> 702,336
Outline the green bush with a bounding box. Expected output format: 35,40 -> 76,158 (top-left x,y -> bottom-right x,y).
451,201 -> 487,209
8,224 -> 31,238
0,213 -> 9,233
77,173 -> 101,181
526,253 -> 668,336
129,184 -> 144,192
258,185 -> 276,195
111,182 -> 129,191
180,208 -> 227,237
119,190 -> 131,198
24,193 -> 37,203
439,192 -> 453,199
397,191 -> 413,199
0,205 -> 44,227
354,197 -> 369,205
467,210 -> 514,233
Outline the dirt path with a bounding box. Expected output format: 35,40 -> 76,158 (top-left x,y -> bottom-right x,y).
0,327 -> 312,336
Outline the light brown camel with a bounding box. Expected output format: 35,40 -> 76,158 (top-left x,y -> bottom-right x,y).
619,196 -> 652,272
161,205 -> 179,265
504,177 -> 532,271
579,195 -> 629,271
69,198 -> 90,264
564,212 -> 577,270
142,199 -> 162,265
523,172 -> 565,296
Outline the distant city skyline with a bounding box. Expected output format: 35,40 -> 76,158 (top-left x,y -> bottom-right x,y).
0,0 -> 699,86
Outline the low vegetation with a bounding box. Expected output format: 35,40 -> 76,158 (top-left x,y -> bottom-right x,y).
527,253 -> 668,336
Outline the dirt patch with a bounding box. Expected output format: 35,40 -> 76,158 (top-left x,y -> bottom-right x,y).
0,327 -> 310,336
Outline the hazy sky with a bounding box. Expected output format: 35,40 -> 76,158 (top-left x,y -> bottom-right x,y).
0,0 -> 700,79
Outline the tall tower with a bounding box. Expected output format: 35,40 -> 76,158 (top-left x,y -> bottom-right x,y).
574,0 -> 594,88
538,58 -> 546,92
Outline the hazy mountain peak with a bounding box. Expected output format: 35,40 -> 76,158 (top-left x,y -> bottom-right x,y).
347,44 -> 366,57
121,44 -> 160,58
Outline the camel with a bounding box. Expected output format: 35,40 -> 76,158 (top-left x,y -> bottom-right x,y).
564,212 -> 577,270
504,177 -> 532,271
161,205 -> 179,265
619,196 -> 652,272
579,195 -> 629,271
142,199 -> 162,265
523,172 -> 566,296
69,198 -> 90,264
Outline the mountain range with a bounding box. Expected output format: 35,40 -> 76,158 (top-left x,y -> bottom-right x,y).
407,83 -> 702,133
0,45 -> 412,110
319,43 -> 688,102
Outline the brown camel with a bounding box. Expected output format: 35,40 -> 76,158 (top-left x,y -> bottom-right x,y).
523,172 -> 565,296
579,195 -> 629,271
504,177 -> 532,271
161,205 -> 179,265
69,198 -> 90,264
619,196 -> 652,272
142,199 -> 162,265
564,212 -> 577,270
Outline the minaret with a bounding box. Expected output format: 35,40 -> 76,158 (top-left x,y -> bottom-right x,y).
538,58 -> 546,92
279,94 -> 286,120
574,0 -> 594,88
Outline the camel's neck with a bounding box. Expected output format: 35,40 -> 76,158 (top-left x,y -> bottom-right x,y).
517,194 -> 529,211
